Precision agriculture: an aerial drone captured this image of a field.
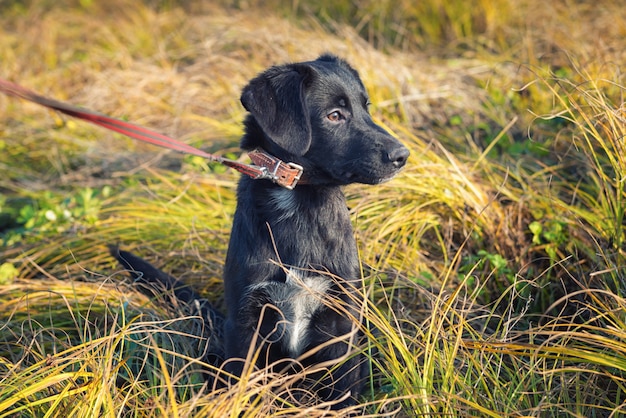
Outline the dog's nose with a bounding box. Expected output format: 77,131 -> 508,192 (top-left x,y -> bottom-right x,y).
388,145 -> 410,168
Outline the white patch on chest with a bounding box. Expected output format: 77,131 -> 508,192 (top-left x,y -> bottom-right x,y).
248,269 -> 331,357
283,269 -> 331,357
269,188 -> 298,222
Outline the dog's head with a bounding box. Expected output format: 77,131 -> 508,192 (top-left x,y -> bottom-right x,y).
240,54 -> 409,186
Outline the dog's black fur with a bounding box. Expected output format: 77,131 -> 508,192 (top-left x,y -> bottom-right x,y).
112,54 -> 408,408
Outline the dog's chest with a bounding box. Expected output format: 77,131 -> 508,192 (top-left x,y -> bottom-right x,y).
266,187 -> 357,266
268,188 -> 299,222
272,269 -> 332,357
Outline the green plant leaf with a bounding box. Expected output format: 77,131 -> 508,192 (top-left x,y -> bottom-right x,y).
0,263 -> 18,285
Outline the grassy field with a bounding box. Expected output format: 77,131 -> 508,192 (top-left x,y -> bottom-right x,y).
1,0 -> 625,416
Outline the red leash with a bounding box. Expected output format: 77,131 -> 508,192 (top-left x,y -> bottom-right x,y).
0,78 -> 303,189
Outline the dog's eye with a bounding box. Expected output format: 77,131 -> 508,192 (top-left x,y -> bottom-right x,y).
327,111 -> 344,122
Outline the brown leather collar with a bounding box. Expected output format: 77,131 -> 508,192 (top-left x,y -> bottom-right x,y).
247,149 -> 305,189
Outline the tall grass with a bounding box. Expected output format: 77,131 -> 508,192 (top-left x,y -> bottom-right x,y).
1,0 -> 625,416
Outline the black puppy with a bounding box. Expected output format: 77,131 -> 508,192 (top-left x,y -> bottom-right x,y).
112,54 -> 408,408
223,54 -> 408,406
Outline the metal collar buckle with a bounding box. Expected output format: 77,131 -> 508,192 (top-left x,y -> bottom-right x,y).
282,162 -> 304,190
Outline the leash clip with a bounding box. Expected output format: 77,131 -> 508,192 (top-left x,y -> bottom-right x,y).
248,149 -> 304,190
257,161 -> 303,190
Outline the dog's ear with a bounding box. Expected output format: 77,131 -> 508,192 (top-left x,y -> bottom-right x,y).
241,64 -> 312,156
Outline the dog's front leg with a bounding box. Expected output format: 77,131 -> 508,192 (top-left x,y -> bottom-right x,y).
222,318 -> 249,379
307,306 -> 367,408
223,283 -> 290,379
